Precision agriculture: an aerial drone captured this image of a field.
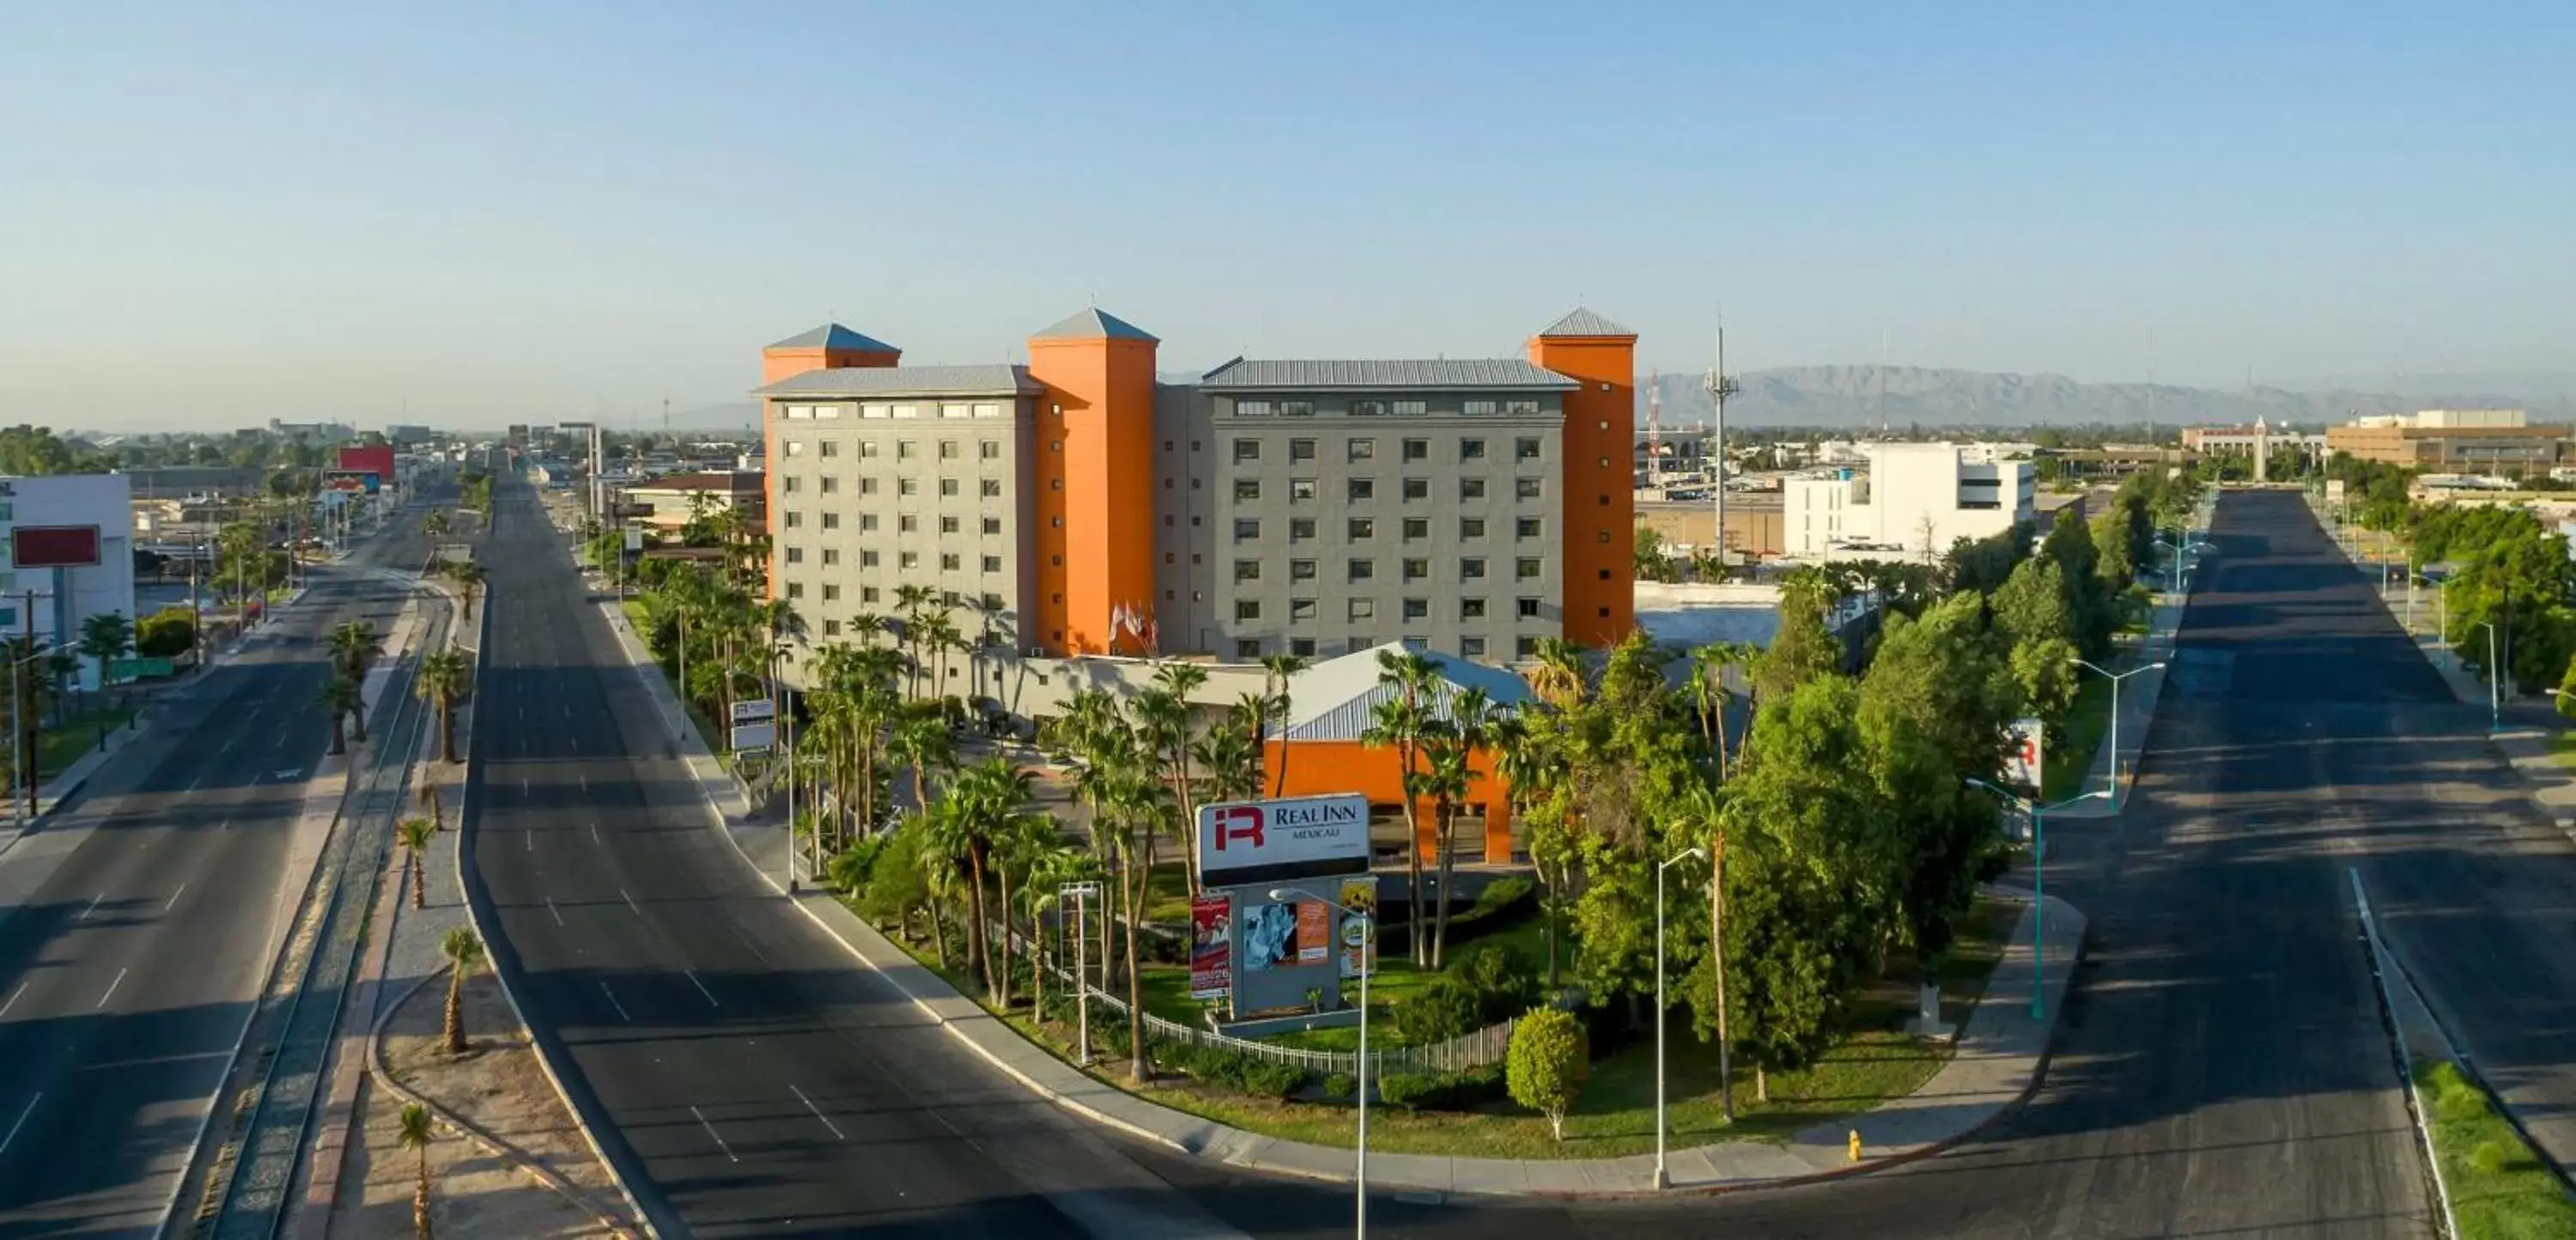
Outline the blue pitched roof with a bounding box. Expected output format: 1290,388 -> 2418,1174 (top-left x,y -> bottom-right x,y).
767,324 -> 899,352
1032,307 -> 1158,343
1534,307 -> 1634,338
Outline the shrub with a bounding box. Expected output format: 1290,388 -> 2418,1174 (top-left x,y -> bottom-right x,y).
1463,874 -> 1535,922
1241,1061 -> 1308,1099
1394,976 -> 1485,1046
134,607 -> 197,658
1374,1072 -> 1441,1110
1506,1007 -> 1589,1140
2468,1140 -> 2511,1176
1448,941 -> 1540,1023
1321,1072 -> 1358,1101
1370,1065 -> 1505,1111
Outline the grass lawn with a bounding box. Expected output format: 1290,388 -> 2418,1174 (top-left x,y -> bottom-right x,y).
2044,674 -> 2115,802
878,890 -> 2020,1159
2415,1058 -> 2576,1239
37,707 -> 139,780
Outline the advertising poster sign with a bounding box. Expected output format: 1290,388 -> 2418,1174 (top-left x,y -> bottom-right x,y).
1196,794 -> 1371,886
1188,894 -> 1231,1000
2005,717 -> 2044,791
1338,875 -> 1380,979
1239,899 -> 1297,973
1296,899 -> 1330,964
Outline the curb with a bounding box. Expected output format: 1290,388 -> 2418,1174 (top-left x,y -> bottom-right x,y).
364,967 -> 641,1238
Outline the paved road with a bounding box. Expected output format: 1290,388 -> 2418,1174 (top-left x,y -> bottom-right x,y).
0,508 -> 433,1237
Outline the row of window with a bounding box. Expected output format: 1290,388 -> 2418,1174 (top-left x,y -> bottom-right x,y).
779,438 -> 1006,460
1232,515 -> 1546,543
1234,435 -> 1541,465
780,513 -> 1007,534
780,476 -> 1006,498
778,403 -> 1008,421
783,544 -> 1011,569
1232,399 -> 1542,418
782,550 -> 1009,591
1232,555 -> 1541,585
1233,476 -> 1545,504
1235,634 -> 1534,661
1232,596 -> 1546,623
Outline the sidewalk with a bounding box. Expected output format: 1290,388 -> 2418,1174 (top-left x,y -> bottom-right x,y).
602,591 -> 2092,1196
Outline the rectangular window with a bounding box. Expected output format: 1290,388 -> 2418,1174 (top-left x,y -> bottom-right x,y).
784,546 -> 805,563
860,440 -> 881,458
898,514 -> 918,532
1290,438 -> 1317,462
1234,478 -> 1261,501
973,403 -> 1003,419
1464,399 -> 1498,416
783,512 -> 804,528
1348,558 -> 1375,582
1403,558 -> 1429,581
1234,439 -> 1261,464
1347,478 -> 1375,502
1351,399 -> 1385,417
981,517 -> 1002,534
1236,638 -> 1261,658
860,514 -> 879,531
980,440 -> 1001,459
1280,400 -> 1315,417
1461,557 -> 1485,580
1460,477 -> 1486,500
1401,477 -> 1428,501
1237,400 -> 1273,417
1461,598 -> 1486,619
1235,599 -> 1261,622
1516,436 -> 1541,462
823,619 -> 842,637
938,440 -> 960,459
1461,438 -> 1486,461
1505,398 -> 1540,415
820,477 -> 840,494
897,441 -> 917,459
898,477 -> 920,496
1461,635 -> 1486,658
1291,598 -> 1317,622
864,587 -> 880,603
1403,439 -> 1429,462
822,549 -> 841,566
785,441 -> 806,458
1393,399 -> 1427,416
939,515 -> 960,533
820,513 -> 841,530
1234,559 -> 1261,583
981,478 -> 1002,497
1516,557 -> 1542,580
1403,599 -> 1428,621
1402,517 -> 1428,542
1516,477 -> 1542,500
1291,637 -> 1316,657
939,477 -> 959,496
1347,518 -> 1374,540
819,441 -> 840,458
900,551 -> 920,569
940,552 -> 960,570
982,555 -> 1002,573
1347,439 -> 1376,461
786,582 -> 805,599
1290,518 -> 1316,543
1517,517 -> 1542,538
1349,599 -> 1375,621
1291,558 -> 1317,581
892,404 -> 921,419
822,584 -> 841,601
1518,598 -> 1541,618
941,404 -> 972,420
781,476 -> 801,494
1291,478 -> 1318,501
860,477 -> 879,495
1234,518 -> 1261,542
862,550 -> 879,567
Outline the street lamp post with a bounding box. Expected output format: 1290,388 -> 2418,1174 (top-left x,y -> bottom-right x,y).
2478,621 -> 2501,734
1272,886 -> 1373,1238
2071,659 -> 2168,805
1655,845 -> 1709,1190
1060,881 -> 1100,1067
1964,781 -> 2111,1019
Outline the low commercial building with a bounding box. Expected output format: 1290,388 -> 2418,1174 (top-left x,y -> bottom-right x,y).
620,471 -> 765,533
1783,442 -> 2037,561
1634,491 -> 1785,559
2326,409 -> 2567,472
0,474 -> 137,690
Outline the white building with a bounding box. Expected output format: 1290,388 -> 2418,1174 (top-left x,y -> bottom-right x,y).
1783,442 -> 2037,562
0,475 -> 137,690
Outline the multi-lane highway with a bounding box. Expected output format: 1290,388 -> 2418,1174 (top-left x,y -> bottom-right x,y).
471,482 -> 2576,1240
0,505 -> 433,1237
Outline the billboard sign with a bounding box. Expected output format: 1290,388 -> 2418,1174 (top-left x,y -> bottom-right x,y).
1188,894 -> 1231,1000
1297,899 -> 1331,965
729,721 -> 775,752
2005,717 -> 2044,792
11,525 -> 100,568
1196,793 -> 1371,885
1239,897 -> 1297,973
623,528 -> 644,552
730,699 -> 776,726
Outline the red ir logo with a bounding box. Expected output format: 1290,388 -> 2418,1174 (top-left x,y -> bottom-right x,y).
1212,806 -> 1265,851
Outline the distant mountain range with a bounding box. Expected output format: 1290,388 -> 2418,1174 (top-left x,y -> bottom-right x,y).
665,370 -> 2576,433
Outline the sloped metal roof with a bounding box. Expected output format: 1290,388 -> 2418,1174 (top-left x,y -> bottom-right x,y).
752,364 -> 1040,397
766,324 -> 899,352
1534,307 -> 1634,338
1280,641 -> 1533,742
1197,358 -> 1577,392
1031,307 -> 1158,342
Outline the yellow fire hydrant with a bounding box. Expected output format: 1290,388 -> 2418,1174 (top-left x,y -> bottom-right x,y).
1848,1130 -> 1863,1163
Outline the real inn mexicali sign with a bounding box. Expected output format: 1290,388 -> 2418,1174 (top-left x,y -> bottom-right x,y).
1195,794 -> 1372,885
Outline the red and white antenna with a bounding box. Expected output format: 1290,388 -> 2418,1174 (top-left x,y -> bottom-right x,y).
1645,369 -> 1663,480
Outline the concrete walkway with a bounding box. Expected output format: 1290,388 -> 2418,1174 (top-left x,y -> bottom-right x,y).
598,593 -> 2091,1196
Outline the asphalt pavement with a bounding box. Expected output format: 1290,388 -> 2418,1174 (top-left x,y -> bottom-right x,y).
0,508 -> 434,1238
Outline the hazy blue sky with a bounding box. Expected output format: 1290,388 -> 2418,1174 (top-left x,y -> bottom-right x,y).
4,1 -> 2568,430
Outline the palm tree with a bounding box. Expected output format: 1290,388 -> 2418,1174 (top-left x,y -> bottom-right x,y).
939,757 -> 1038,1006
1190,712 -> 1262,807
415,650 -> 472,764
422,509 -> 449,541
398,1102 -> 436,1238
1257,653 -> 1307,796
439,927 -> 483,1054
77,611 -> 134,704
1526,637 -> 1588,709
1687,641 -> 1759,778
444,559 -> 485,621
1677,777 -> 1736,1121
318,673 -> 361,756
398,817 -> 437,909
331,621 -> 386,741
1425,687 -> 1497,969
1362,648 -> 1442,965
888,707 -> 954,813
891,585 -> 937,698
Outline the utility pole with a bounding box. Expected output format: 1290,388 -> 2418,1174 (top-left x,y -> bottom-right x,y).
1701,321 -> 1738,574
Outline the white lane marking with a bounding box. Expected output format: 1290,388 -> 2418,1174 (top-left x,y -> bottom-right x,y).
730,924 -> 771,966
600,982 -> 630,1022
519,777 -> 529,797
78,893 -> 104,921
0,1094 -> 39,1156
588,823 -> 601,846
791,1085 -> 846,1140
524,829 -> 533,853
96,968 -> 127,1009
620,888 -> 640,916
683,970 -> 718,1007
690,1105 -> 738,1163
544,897 -> 565,927
164,884 -> 187,912
0,983 -> 26,1019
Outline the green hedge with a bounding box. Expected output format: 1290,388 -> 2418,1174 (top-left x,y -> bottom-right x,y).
1374,1062 -> 1507,1111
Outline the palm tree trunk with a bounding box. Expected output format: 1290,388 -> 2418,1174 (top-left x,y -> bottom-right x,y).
415,1146 -> 433,1238
1401,753 -> 1425,967
928,891 -> 951,969
352,695 -> 368,743
411,854 -> 427,909
439,698 -> 457,764
1123,859 -> 1147,1083
968,848 -> 993,997
995,866 -> 1015,1009
443,968 -> 465,1054
1711,842 -> 1733,1121
329,713 -> 347,756
1431,799 -> 1459,970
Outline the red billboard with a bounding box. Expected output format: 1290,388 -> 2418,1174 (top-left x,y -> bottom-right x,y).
11,526 -> 100,568
336,444 -> 396,483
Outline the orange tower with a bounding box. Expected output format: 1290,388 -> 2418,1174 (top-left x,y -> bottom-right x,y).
1528,308 -> 1638,647
1026,309 -> 1158,655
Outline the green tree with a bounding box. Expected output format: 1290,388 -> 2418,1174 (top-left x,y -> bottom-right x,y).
77,611 -> 134,694
1505,1006 -> 1589,1140
1856,593 -> 2014,956
1756,568 -> 1843,702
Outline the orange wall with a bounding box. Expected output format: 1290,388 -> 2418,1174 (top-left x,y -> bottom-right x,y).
1529,333 -> 1637,646
1265,739 -> 1515,864
1027,336 -> 1157,654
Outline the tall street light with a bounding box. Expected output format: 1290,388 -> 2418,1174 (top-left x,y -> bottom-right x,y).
1654,844 -> 1709,1189
2478,620 -> 2502,733
2071,658 -> 2167,806
1272,886 -> 1374,1237
1963,780 -> 2111,1019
